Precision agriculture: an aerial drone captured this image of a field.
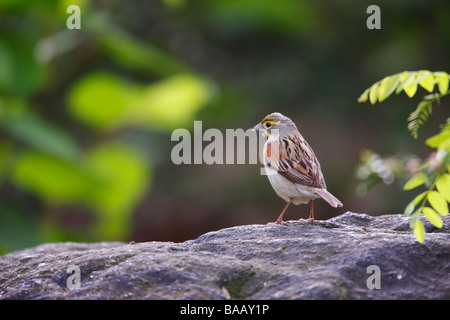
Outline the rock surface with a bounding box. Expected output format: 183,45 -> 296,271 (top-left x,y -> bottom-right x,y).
0,212 -> 449,300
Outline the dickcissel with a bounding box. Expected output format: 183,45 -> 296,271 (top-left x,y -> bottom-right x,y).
253,112 -> 343,225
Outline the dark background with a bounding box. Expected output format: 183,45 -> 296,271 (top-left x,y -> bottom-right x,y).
0,0 -> 449,254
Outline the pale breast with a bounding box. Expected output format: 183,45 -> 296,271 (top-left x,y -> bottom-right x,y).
265,168 -> 298,202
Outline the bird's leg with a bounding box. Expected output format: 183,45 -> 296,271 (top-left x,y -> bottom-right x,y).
308,199 -> 314,225
274,200 -> 292,225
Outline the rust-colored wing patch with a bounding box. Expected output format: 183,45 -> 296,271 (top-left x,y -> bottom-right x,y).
265,133 -> 326,189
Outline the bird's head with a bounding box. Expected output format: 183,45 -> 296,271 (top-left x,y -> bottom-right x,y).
253,112 -> 297,139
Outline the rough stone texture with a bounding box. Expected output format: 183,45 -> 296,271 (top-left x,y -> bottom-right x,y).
0,212 -> 449,300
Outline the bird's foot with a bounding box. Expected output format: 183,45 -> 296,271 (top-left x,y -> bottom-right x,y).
268,219 -> 290,226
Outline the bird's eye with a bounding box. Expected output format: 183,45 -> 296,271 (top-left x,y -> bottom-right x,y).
265,122 -> 272,128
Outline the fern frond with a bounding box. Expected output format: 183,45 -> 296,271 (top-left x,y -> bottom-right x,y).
407,101 -> 433,138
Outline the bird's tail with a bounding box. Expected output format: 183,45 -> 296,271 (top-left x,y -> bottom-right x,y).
315,189 -> 343,208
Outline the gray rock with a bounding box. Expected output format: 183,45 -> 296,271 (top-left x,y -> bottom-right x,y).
0,212 -> 449,299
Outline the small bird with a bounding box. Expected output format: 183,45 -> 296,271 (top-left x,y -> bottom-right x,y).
253,112 -> 343,225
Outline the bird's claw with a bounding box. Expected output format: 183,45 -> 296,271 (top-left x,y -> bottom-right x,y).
268,220 -> 290,226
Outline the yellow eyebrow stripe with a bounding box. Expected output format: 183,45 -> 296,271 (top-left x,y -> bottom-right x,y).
262,120 -> 279,125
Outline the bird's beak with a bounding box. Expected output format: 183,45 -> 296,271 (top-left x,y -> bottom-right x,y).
252,123 -> 264,133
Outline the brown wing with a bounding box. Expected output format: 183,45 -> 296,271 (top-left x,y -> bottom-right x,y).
265,133 -> 326,189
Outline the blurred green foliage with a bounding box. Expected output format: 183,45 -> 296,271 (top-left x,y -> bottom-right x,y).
0,0 -> 214,253
0,0 -> 449,254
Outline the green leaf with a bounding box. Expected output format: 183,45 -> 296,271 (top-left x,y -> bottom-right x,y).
437,139 -> 450,151
87,143 -> 150,213
418,74 -> 436,92
121,73 -> 214,130
434,71 -> 449,94
436,173 -> 450,203
86,143 -> 151,239
403,172 -> 426,190
13,151 -> 102,204
426,130 -> 450,150
13,143 -> 153,240
404,200 -> 415,216
91,18 -> 190,77
369,81 -> 380,104
413,219 -> 425,243
427,190 -> 449,215
409,208 -> 421,229
404,192 -> 427,218
2,112 -> 81,160
357,70 -> 444,104
402,70 -> 432,98
357,88 -> 369,103
412,70 -> 432,84
413,191 -> 428,205
396,72 -> 416,94
68,72 -> 213,132
67,72 -> 143,131
422,207 -> 443,228
403,80 -> 418,98
0,39 -> 46,97
378,75 -> 400,102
